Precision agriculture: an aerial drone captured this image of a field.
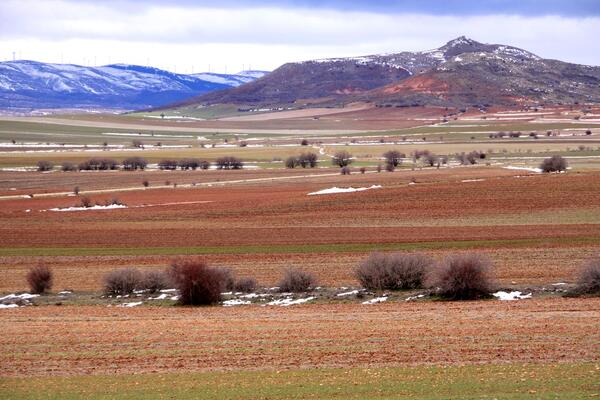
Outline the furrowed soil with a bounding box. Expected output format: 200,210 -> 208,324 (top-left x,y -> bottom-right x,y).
0,298 -> 598,377
1,167 -> 599,291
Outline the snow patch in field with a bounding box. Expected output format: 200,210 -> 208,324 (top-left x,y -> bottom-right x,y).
50,204 -> 127,212
336,290 -> 359,297
308,185 -> 381,196
492,291 -> 532,301
405,294 -> 426,301
265,297 -> 315,306
118,301 -> 143,307
58,291 -> 72,295
461,179 -> 485,183
503,166 -> 542,173
149,293 -> 169,300
552,282 -> 567,286
0,293 -> 39,301
159,288 -> 177,293
223,299 -> 251,307
0,303 -> 19,309
362,296 -> 388,305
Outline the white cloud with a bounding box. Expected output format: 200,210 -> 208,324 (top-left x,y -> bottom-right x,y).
0,0 -> 598,72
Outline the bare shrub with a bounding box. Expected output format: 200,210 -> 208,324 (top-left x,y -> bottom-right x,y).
278,269 -> 316,292
158,159 -> 178,170
540,155 -> 568,173
73,186 -> 80,195
385,162 -> 395,172
360,167 -> 366,174
132,139 -> 144,148
376,164 -> 382,173
142,270 -> 170,293
355,252 -> 432,290
26,264 -> 53,294
340,166 -> 351,175
585,129 -> 592,136
383,150 -> 404,168
199,160 -> 210,170
298,152 -> 318,168
332,150 -> 352,167
573,257 -> 600,295
429,253 -> 494,300
61,162 -> 77,172
234,277 -> 258,293
179,158 -> 201,170
103,268 -> 143,296
214,267 -> 235,291
216,156 -> 243,170
300,139 -> 309,146
78,196 -> 93,208
122,157 -> 147,170
422,153 -> 439,167
169,259 -> 228,305
37,160 -> 53,171
142,179 -> 149,187
285,156 -> 299,168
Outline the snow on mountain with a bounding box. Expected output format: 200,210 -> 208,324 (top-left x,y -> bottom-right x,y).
190,70 -> 268,87
0,61 -> 268,111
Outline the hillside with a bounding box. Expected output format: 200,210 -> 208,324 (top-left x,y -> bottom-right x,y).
0,62 -> 267,111
177,37 -> 600,109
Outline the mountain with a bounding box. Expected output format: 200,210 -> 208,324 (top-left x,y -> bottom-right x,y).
0,61 -> 268,111
178,36 -> 600,109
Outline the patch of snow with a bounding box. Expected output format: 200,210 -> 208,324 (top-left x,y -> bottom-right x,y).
159,288 -> 177,293
336,290 -> 359,297
0,293 -> 39,301
405,294 -> 426,301
117,301 -> 143,307
265,297 -> 315,306
492,291 -> 532,301
0,304 -> 19,309
149,293 -> 169,300
58,291 -> 72,295
461,179 -> 486,183
362,296 -> 388,305
49,204 -> 127,212
223,299 -> 251,307
308,185 -> 381,196
503,166 -> 542,173
551,282 -> 567,286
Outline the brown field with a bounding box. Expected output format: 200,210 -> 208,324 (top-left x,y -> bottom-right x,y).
1,167 -> 599,291
0,298 -> 598,377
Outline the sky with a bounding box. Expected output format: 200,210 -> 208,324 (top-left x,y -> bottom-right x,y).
1,0 -> 599,74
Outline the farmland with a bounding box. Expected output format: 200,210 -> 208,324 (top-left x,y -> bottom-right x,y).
1,107 -> 599,398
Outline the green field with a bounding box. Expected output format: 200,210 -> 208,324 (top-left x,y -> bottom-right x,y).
1,237 -> 598,257
1,363 -> 597,399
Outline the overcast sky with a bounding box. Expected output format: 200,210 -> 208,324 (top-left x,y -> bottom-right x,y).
1,0 -> 599,73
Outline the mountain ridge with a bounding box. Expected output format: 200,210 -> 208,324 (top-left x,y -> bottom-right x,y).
177,37 -> 599,109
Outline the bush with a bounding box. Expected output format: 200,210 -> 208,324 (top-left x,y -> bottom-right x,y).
360,167 -> 366,174
142,270 -> 170,293
37,160 -> 53,171
573,258 -> 600,295
300,139 -> 309,146
169,259 -> 228,305
340,166 -> 351,175
216,156 -> 243,170
383,150 -> 404,168
214,267 -> 235,291
103,268 -> 143,296
78,196 -> 93,208
142,179 -> 149,187
178,158 -> 201,170
285,156 -> 299,168
26,264 -> 53,294
355,252 -> 432,290
158,159 -> 178,170
234,277 -> 258,293
61,162 -> 77,172
199,160 -> 210,170
332,150 -> 352,167
429,253 -> 494,300
278,269 -> 316,292
540,155 -> 567,173
122,157 -> 147,170
298,152 -> 318,168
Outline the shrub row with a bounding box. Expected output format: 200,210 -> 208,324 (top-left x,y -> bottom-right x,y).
37,156 -> 246,171
22,255 -> 600,303
285,152 -> 318,168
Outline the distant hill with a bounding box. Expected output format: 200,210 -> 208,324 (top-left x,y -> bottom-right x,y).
0,61 -> 268,111
176,36 -> 600,109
